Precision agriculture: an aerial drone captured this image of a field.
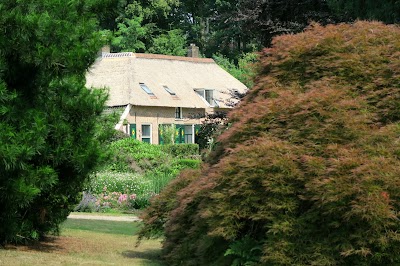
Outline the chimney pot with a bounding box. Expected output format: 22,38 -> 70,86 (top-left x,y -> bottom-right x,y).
187,43 -> 199,58
98,45 -> 110,57
101,45 -> 110,53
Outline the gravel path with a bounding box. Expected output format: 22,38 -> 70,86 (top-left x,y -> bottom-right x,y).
68,213 -> 141,222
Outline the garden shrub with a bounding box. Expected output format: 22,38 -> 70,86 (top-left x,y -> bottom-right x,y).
175,159 -> 201,169
86,171 -> 150,195
80,139 -> 201,211
160,143 -> 200,158
138,169 -> 202,239
140,21 -> 400,265
106,139 -> 170,172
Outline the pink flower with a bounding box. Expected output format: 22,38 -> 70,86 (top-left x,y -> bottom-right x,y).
118,194 -> 128,204
129,194 -> 136,200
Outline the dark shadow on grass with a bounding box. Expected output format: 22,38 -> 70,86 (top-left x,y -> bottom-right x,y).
122,249 -> 165,264
4,236 -> 65,253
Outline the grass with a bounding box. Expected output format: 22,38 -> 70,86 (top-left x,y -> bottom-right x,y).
0,219 -> 163,266
62,219 -> 140,235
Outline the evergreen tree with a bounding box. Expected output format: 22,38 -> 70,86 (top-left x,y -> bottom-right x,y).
0,0 -> 109,243
327,0 -> 400,23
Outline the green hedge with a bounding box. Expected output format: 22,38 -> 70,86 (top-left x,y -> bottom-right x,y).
160,143 -> 199,158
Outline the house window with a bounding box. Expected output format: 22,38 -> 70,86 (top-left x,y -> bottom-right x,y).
163,86 -> 176,95
141,124 -> 152,143
195,89 -> 216,106
184,125 -> 194,143
205,90 -> 213,105
175,107 -> 182,119
140,83 -> 154,96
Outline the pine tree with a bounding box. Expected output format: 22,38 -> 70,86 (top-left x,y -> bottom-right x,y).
0,0 -> 110,243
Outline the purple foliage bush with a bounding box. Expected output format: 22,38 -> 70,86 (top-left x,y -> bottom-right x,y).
140,21 -> 400,265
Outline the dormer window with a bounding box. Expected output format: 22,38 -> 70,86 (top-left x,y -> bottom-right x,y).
140,83 -> 154,96
195,89 -> 217,107
163,86 -> 176,95
175,107 -> 182,119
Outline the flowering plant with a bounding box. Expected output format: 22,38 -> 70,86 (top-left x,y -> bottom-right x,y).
94,188 -> 137,211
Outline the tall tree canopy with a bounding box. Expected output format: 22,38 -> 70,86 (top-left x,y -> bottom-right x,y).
108,0 -> 337,60
103,0 -> 400,66
327,0 -> 400,23
0,0 -> 110,243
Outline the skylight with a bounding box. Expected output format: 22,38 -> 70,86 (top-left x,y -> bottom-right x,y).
140,83 -> 154,95
163,86 -> 176,95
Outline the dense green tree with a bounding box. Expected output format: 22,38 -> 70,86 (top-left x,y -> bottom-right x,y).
112,15 -> 149,52
106,0 -> 400,63
148,29 -> 187,56
0,0 -> 109,243
213,52 -> 258,88
111,0 -> 185,54
140,21 -> 400,265
327,0 -> 400,23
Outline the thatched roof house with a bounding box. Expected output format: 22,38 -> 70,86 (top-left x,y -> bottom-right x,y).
85,49 -> 247,144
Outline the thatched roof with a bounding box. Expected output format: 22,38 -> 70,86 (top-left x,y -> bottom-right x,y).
85,53 -> 248,108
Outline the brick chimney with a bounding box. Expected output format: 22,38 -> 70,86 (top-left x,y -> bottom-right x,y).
187,43 -> 199,58
98,45 -> 110,57
101,45 -> 111,53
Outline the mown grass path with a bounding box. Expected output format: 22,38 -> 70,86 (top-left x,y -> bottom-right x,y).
68,213 -> 141,222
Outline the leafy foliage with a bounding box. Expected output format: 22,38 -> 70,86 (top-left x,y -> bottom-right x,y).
110,0 -> 186,55
0,0 -> 110,244
160,144 -> 200,159
112,15 -> 148,52
213,53 -> 258,88
79,139 -> 201,210
138,169 -> 202,240
326,0 -> 400,23
160,124 -> 176,144
148,29 -> 187,56
224,236 -> 262,266
140,21 -> 400,265
195,111 -> 228,153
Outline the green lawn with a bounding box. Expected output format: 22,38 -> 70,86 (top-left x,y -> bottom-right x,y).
62,219 -> 141,235
0,219 -> 163,266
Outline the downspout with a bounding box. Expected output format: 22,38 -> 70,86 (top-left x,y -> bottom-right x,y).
115,104 -> 132,130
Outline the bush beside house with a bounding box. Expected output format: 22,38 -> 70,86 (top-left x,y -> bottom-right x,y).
75,139 -> 200,212
139,21 -> 400,265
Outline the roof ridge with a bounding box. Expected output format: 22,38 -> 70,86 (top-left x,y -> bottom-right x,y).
101,52 -> 215,63
134,53 -> 215,63
102,52 -> 133,58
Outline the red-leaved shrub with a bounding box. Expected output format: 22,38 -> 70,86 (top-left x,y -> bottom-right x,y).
140,21 -> 400,265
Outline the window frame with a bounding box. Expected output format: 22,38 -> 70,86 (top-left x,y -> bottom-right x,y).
175,107 -> 183,119
163,85 -> 176,96
195,89 -> 216,107
184,125 -> 194,144
139,83 -> 155,96
141,124 -> 152,144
